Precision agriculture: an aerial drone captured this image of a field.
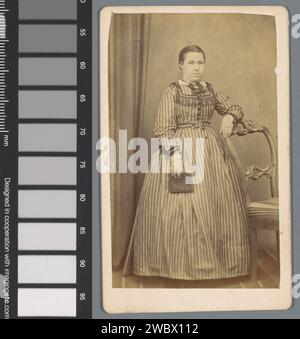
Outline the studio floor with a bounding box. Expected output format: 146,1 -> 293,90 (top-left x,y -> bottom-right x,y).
113,249 -> 280,289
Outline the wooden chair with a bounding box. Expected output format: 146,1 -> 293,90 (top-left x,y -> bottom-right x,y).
225,118 -> 279,282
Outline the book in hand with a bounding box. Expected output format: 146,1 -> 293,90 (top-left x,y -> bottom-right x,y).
169,173 -> 195,193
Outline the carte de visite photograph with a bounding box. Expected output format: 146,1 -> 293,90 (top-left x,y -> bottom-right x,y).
99,6 -> 292,313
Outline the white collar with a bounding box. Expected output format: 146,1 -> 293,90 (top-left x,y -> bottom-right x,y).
178,79 -> 207,88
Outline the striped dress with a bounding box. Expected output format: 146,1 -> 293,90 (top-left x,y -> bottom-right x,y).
123,79 -> 250,280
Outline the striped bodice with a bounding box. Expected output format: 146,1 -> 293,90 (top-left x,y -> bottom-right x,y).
171,80 -> 216,125
154,79 -> 244,139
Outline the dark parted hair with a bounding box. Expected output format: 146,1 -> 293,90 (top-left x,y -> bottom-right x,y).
178,45 -> 206,65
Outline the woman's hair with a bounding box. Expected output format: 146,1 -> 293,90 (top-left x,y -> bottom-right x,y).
178,45 -> 206,65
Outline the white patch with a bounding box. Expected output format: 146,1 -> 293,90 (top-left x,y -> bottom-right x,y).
0,14 -> 6,39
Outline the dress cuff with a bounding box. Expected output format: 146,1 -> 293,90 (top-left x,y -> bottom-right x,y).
226,105 -> 244,124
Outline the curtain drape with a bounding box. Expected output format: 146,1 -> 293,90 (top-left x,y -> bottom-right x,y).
108,14 -> 152,269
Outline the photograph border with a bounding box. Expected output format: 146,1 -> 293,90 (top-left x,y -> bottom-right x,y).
99,5 -> 292,314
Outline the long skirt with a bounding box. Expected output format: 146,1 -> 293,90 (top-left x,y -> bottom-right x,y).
123,126 -> 250,280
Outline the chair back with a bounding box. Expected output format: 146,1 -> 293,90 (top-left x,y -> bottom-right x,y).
225,119 -> 278,200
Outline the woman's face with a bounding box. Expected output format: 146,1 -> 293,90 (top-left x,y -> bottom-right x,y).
180,52 -> 205,82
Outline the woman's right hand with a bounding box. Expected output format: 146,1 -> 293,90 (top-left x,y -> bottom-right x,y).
170,151 -> 183,178
170,171 -> 183,179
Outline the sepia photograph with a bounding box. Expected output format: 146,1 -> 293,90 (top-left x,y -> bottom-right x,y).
100,6 -> 291,313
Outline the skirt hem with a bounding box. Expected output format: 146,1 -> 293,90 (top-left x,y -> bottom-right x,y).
131,270 -> 250,281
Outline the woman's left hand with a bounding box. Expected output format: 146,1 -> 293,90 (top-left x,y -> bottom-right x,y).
220,115 -> 234,138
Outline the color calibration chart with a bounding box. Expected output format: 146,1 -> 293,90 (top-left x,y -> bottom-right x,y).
0,0 -> 92,318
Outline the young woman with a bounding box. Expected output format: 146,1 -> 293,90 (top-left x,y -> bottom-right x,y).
123,45 -> 250,281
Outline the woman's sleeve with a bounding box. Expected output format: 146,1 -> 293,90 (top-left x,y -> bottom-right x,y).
153,87 -> 177,139
213,86 -> 244,124
153,86 -> 179,153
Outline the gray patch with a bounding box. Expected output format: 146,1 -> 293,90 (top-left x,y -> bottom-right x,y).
19,0 -> 77,20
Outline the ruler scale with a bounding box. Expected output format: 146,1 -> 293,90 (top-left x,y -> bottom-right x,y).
0,2 -> 8,135
0,0 -> 92,319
